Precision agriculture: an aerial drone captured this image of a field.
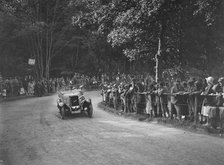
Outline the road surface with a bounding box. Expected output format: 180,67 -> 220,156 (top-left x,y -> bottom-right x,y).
0,91 -> 224,165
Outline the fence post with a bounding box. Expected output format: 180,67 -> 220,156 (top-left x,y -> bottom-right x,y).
194,95 -> 198,125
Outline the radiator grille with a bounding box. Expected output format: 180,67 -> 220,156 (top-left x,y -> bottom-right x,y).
70,96 -> 79,106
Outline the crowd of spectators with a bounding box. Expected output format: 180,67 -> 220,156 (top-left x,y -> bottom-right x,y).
101,74 -> 224,131
0,73 -> 101,98
68,73 -> 100,90
0,76 -> 61,98
1,72 -> 224,132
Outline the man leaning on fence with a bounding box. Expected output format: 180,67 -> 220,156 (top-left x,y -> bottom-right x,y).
170,79 -> 184,121
157,82 -> 169,118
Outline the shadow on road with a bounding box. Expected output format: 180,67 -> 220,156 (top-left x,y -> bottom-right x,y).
54,112 -> 92,121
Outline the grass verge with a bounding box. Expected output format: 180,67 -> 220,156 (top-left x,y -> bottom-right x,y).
98,102 -> 224,138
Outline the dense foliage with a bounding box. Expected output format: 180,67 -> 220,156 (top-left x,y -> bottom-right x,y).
1,0 -> 224,79
72,0 -> 224,78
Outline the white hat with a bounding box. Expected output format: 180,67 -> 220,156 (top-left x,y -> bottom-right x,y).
206,76 -> 214,84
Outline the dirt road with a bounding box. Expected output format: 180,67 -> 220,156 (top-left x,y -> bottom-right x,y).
0,91 -> 224,165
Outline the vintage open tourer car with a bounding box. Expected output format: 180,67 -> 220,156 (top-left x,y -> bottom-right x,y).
57,89 -> 93,119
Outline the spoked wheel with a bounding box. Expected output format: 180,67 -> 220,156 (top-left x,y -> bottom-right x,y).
60,107 -> 66,120
87,104 -> 93,118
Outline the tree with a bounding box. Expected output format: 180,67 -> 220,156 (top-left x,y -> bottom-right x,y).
0,12 -> 30,77
1,0 -> 75,79
1,0 -> 224,79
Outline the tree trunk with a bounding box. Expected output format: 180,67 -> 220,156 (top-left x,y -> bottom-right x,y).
155,23 -> 162,83
155,17 -> 166,82
45,0 -> 59,80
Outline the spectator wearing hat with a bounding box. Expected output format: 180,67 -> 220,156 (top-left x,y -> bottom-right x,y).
213,77 -> 224,94
193,79 -> 204,94
201,76 -> 216,126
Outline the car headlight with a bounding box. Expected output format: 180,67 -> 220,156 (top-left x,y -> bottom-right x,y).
86,98 -> 91,103
58,102 -> 64,107
57,99 -> 63,106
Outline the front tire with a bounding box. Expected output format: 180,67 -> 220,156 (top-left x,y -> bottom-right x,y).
60,107 -> 66,120
87,104 -> 93,118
